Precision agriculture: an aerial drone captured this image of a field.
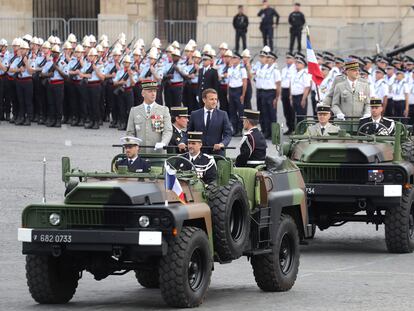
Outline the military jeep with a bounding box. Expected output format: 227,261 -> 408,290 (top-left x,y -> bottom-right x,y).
18,150 -> 312,308
280,119 -> 414,253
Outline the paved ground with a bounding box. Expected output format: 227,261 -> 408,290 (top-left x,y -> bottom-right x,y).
1,122 -> 413,311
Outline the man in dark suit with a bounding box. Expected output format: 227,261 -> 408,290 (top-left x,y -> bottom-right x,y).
188,88 -> 233,155
198,54 -> 219,102
115,136 -> 151,173
358,98 -> 395,136
168,107 -> 189,154
179,131 -> 217,184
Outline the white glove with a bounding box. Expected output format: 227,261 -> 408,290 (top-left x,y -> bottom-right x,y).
336,113 -> 345,120
362,113 -> 371,118
154,142 -> 165,150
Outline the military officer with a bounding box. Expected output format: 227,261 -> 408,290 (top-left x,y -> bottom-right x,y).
235,109 -> 267,167
179,131 -> 217,184
4,38 -> 21,123
183,50 -> 201,114
113,55 -> 137,131
40,44 -> 67,127
358,98 -> 395,135
198,52 -> 219,101
10,40 -> 35,125
332,60 -> 371,119
66,44 -> 84,126
126,80 -> 172,154
168,107 -> 189,154
163,48 -> 186,108
115,136 -> 151,173
241,49 -> 253,109
217,49 -> 232,113
280,52 -> 296,134
304,103 -> 340,136
260,51 -> 281,139
290,55 -> 311,123
227,51 -> 248,137
79,47 -> 105,129
392,69 -> 409,119
370,67 -> 388,110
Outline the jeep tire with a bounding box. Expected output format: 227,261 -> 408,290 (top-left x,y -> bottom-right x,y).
385,189 -> 414,253
159,226 -> 212,308
207,180 -> 250,261
135,268 -> 159,289
26,254 -> 79,304
251,214 -> 300,291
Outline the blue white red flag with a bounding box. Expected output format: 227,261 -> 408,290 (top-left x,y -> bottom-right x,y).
164,163 -> 186,204
306,34 -> 324,86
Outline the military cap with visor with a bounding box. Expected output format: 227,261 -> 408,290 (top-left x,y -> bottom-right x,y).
171,107 -> 190,118
187,132 -> 203,142
241,109 -> 260,121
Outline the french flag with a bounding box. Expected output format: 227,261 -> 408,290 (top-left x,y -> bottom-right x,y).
306,34 -> 324,86
164,163 -> 186,204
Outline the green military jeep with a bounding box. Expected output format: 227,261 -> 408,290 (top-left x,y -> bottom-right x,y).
280,119 -> 414,253
18,150 -> 312,308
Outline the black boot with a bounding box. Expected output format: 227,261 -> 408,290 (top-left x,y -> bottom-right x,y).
77,119 -> 84,127
15,117 -> 24,125
33,115 -> 39,122
92,122 -> 99,130
84,121 -> 93,129
23,117 -> 31,126
54,120 -> 61,128
38,116 -> 45,125
5,113 -> 10,121
71,117 -> 78,126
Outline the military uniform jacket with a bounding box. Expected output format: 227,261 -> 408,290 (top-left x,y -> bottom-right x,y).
167,125 -> 188,154
332,78 -> 371,117
180,152 -> 217,184
323,74 -> 346,107
358,116 -> 395,136
115,157 -> 151,173
304,122 -> 340,136
198,66 -> 219,98
236,127 -> 267,167
126,103 -> 173,154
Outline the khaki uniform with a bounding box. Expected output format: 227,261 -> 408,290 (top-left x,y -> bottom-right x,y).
304,122 -> 340,136
331,78 -> 370,117
126,103 -> 173,153
323,74 -> 346,107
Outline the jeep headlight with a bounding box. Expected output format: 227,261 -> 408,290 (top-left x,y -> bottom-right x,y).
368,170 -> 384,183
139,215 -> 150,228
49,213 -> 61,226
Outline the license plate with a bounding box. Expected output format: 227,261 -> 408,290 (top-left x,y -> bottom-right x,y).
139,231 -> 162,245
32,233 -> 72,243
384,185 -> 402,197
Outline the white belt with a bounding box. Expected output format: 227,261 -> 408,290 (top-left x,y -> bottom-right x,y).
247,160 -> 265,165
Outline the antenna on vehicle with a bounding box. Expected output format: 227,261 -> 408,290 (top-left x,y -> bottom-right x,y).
42,157 -> 46,203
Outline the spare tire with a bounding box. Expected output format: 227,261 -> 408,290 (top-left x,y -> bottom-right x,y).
207,179 -> 250,261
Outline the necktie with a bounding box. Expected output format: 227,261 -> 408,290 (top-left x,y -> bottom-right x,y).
321,127 -> 325,135
206,110 -> 211,129
146,105 -> 151,117
191,157 -> 195,163
129,159 -> 133,166
351,82 -> 355,92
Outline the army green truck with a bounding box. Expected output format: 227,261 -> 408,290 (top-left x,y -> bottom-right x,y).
280,120 -> 414,253
18,151 -> 312,308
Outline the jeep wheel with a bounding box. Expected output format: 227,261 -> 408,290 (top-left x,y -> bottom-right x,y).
207,180 -> 250,261
26,255 -> 80,304
159,226 -> 212,308
251,214 -> 300,291
385,189 -> 414,253
135,268 -> 159,289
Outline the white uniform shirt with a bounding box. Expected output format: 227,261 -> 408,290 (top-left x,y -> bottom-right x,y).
281,63 -> 296,88
392,79 -> 409,101
290,68 -> 311,96
370,78 -> 389,100
384,74 -> 395,99
228,64 -> 247,88
261,63 -> 281,90
254,63 -> 267,89
408,79 -> 414,105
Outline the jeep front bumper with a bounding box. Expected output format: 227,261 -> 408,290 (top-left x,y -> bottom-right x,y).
18,228 -> 167,255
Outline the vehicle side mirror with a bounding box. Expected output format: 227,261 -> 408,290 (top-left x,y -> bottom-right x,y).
62,157 -> 71,183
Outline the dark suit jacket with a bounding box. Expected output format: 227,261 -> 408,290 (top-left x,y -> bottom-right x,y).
188,108 -> 233,155
115,157 -> 151,173
167,126 -> 188,154
198,67 -> 219,99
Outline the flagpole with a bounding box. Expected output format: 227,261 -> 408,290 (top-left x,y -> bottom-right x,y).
306,25 -> 322,105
